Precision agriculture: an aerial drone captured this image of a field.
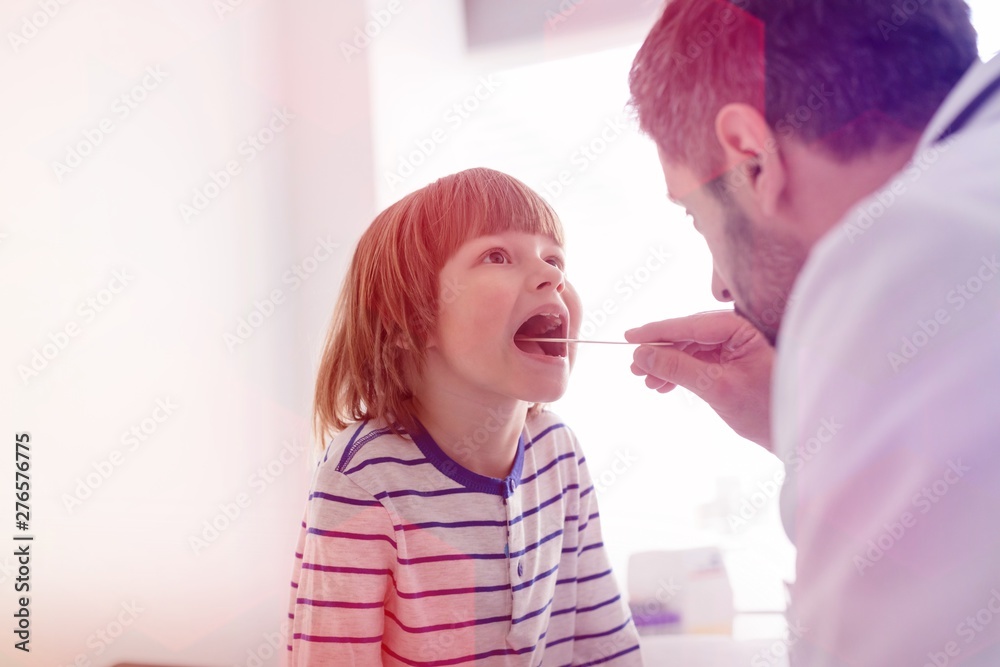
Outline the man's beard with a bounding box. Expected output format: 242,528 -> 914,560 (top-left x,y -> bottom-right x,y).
721,195 -> 806,348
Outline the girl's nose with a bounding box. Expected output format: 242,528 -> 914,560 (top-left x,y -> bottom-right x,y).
535,261 -> 565,293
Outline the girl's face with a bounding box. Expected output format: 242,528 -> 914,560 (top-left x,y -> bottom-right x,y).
423,231 -> 581,407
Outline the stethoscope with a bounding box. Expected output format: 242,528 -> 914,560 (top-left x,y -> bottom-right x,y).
935,65 -> 1000,143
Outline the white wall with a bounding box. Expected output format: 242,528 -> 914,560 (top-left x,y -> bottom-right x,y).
1,0 -> 375,665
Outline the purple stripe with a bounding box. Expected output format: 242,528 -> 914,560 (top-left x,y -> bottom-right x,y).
578,511 -> 599,533
302,562 -> 392,576
512,596 -> 554,624
520,451 -> 575,484
548,594 -> 624,623
296,597 -> 384,609
579,593 -> 621,614
580,484 -> 594,498
398,552 -> 505,565
293,632 -> 382,644
396,581 -> 510,599
309,490 -> 382,506
380,632 -> 545,666
344,456 -> 430,475
306,527 -> 397,548
384,609 -> 508,633
578,568 -> 613,585
509,528 -> 563,558
546,617 -> 634,649
375,487 -> 475,500
512,562 -> 560,592
556,568 -> 612,587
525,422 -> 566,451
580,541 -> 603,554
394,519 -> 507,531
509,486 -> 577,526
332,421 -> 369,467
576,644 -> 642,666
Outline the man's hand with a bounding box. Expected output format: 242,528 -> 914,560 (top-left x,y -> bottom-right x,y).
626,310 -> 775,450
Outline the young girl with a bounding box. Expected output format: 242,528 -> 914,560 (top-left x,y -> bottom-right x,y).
286,168 -> 642,666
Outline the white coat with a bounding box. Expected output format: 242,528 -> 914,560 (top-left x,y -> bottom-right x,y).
774,52 -> 1000,666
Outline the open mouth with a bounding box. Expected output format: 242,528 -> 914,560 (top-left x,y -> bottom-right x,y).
513,312 -> 568,359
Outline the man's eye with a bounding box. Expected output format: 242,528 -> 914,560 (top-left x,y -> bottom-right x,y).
483,249 -> 509,264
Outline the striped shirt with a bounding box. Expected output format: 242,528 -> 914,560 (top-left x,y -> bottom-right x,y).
285,410 -> 642,666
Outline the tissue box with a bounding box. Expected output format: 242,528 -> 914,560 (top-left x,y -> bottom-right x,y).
628,547 -> 735,636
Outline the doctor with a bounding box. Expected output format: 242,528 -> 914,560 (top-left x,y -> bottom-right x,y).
626,0 -> 1000,665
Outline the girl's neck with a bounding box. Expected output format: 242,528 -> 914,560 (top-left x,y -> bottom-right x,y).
408,391 -> 528,480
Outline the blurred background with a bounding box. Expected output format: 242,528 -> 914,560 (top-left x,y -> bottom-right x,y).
2,0 -> 998,665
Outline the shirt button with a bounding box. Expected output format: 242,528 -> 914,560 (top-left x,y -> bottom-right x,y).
517,560 -> 524,577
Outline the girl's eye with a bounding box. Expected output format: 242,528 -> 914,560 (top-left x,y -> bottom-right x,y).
547,257 -> 565,271
483,249 -> 510,264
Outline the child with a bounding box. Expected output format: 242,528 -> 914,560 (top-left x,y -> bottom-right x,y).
286,168 -> 642,666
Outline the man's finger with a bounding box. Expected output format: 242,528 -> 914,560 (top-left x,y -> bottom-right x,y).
625,309 -> 739,345
633,345 -> 714,398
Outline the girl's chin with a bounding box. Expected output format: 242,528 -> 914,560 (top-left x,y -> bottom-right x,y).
518,381 -> 569,405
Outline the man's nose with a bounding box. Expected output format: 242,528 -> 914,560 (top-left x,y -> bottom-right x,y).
712,267 -> 733,302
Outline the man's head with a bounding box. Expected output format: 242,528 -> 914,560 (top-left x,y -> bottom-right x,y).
629,0 -> 979,344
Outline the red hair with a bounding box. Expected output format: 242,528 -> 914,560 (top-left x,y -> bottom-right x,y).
313,168 -> 565,447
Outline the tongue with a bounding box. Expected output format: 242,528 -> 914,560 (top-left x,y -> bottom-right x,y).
515,338 -> 546,355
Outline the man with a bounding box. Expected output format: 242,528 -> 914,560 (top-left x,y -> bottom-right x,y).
625,0 -> 1000,664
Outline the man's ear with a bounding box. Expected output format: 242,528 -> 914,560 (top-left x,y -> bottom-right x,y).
715,103 -> 785,217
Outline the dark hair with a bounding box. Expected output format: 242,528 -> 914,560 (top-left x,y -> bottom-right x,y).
629,0 -> 979,181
